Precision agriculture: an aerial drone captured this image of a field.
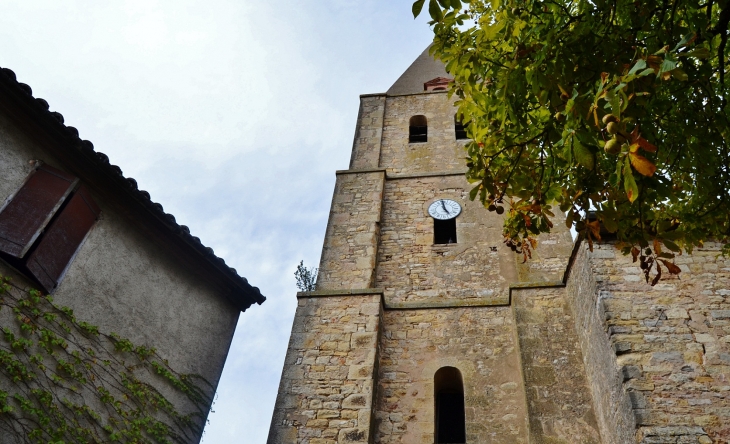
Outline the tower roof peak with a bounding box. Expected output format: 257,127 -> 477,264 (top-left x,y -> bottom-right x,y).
387,45 -> 449,96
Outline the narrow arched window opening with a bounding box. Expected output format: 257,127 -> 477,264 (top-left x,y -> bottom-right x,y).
409,115 -> 427,143
434,367 -> 466,443
454,115 -> 468,140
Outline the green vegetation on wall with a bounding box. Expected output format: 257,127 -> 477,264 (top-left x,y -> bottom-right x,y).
0,275 -> 212,443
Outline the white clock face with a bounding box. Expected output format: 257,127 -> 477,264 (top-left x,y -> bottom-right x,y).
428,199 -> 462,220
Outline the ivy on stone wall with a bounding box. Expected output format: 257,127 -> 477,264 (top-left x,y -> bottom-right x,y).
0,275 -> 212,443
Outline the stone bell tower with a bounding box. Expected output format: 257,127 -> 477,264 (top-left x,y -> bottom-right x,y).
267,47 -> 607,444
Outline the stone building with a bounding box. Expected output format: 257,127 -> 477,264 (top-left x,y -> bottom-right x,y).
267,48 -> 730,443
0,66 -> 264,441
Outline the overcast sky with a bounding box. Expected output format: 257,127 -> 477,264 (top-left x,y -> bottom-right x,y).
0,1 -> 434,441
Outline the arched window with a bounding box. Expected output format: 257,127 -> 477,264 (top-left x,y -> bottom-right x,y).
454,115 -> 468,140
434,367 -> 466,443
409,115 -> 428,143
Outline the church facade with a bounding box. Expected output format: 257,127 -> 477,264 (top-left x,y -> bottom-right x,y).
268,48 -> 730,444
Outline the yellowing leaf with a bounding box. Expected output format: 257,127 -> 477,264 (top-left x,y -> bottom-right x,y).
635,136 -> 657,153
659,259 -> 682,275
629,152 -> 657,177
586,220 -> 602,240
653,238 -> 662,255
671,68 -> 688,81
623,157 -> 639,203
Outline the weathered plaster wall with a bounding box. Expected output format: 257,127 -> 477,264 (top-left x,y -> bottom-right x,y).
379,93 -> 465,175
589,241 -> 730,443
0,109 -> 239,432
513,286 -> 602,443
375,175 -> 516,308
316,171 -> 385,291
374,306 -> 529,444
0,110 -> 47,200
267,293 -> 382,444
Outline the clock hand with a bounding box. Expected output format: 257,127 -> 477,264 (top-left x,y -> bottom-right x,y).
440,200 -> 450,214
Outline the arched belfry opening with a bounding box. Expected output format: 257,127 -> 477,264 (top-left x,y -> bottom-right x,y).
454,115 -> 468,140
434,367 -> 466,443
409,115 -> 428,143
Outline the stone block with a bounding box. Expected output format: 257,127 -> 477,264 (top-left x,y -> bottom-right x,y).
347,365 -> 373,380
342,393 -> 369,409
622,365 -> 643,381
351,332 -> 376,349
650,351 -> 683,365
317,410 -> 340,419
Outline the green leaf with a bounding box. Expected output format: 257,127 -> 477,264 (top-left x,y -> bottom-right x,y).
639,68 -> 655,77
628,59 -> 646,75
659,58 -> 677,74
450,0 -> 462,9
663,240 -> 681,252
412,0 -> 426,17
681,47 -> 711,59
573,137 -> 594,170
623,156 -> 639,203
469,185 -> 480,201
429,0 -> 443,21
437,0 -> 450,8
672,33 -> 695,51
603,217 -> 618,233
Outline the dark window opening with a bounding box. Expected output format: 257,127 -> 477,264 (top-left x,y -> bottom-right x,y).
409,115 -> 427,143
434,218 -> 457,244
432,87 -> 447,91
0,164 -> 100,293
455,115 -> 468,140
435,367 -> 466,444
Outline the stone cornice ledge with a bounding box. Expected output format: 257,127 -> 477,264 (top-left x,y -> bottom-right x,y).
508,281 -> 565,299
298,282 -> 568,306
335,168 -> 386,176
385,296 -> 509,310
387,171 -> 466,180
334,169 -> 467,180
296,288 -> 385,298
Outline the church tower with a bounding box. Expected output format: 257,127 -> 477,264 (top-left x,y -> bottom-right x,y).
267,47 -> 604,444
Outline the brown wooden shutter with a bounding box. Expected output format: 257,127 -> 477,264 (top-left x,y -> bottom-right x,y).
0,164 -> 78,258
25,186 -> 100,292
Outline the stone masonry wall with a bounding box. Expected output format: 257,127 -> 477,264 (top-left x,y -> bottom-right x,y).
267,293 -> 382,444
350,95 -> 386,170
375,175 -> 517,307
317,171 -> 384,291
513,210 -> 574,284
563,243 -> 636,444
379,93 -> 465,175
374,306 -> 529,444
589,241 -> 730,443
512,286 -> 603,443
